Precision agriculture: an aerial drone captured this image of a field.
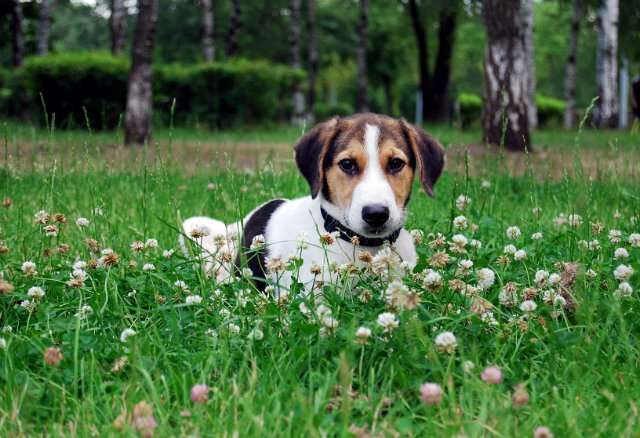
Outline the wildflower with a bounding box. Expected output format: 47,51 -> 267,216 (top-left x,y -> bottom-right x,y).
567,214 -> 582,227
503,244 -> 517,255
0,338 -> 6,349
481,179 -> 491,189
420,383 -> 442,405
423,270 -> 443,291
531,232 -> 543,240
85,238 -> 100,252
111,356 -> 128,373
371,247 -> 402,276
553,295 -> 567,307
321,315 -> 339,331
76,217 -> 90,227
456,259 -> 474,276
120,328 -> 136,343
185,295 -> 203,305
476,268 -> 495,290
75,305 -> 93,319
162,249 -> 174,258
265,255 -> 286,273
0,241 -> 9,254
189,224 -> 210,239
480,366 -> 503,384
250,234 -> 265,250
0,280 -> 15,294
207,182 -> 216,190
2,197 -> 11,208
130,241 -> 145,252
614,248 -> 629,259
585,269 -> 597,279
92,207 -> 104,216
512,384 -> 529,407
355,327 -> 372,345
227,323 -> 241,334
174,280 -> 190,292
591,222 -> 604,235
43,224 -> 59,237
21,261 -> 37,276
377,312 -> 399,332
629,233 -> 640,248
27,286 -> 45,299
434,331 -> 457,353
463,360 -> 475,372
449,234 -> 468,253
499,283 -> 519,307
533,427 -> 554,438
248,327 -> 264,340
34,210 -> 50,224
532,206 -> 542,215
98,251 -> 119,268
608,229 -> 623,244
553,213 -> 568,227
20,300 -> 35,311
615,282 -> 633,298
519,300 -> 537,312
142,263 -> 156,272
514,249 -> 527,261
190,384 -> 209,404
410,229 -> 424,245
44,347 -> 63,366
506,226 -> 521,240
428,251 -> 450,268
535,270 -> 549,286
319,232 -> 337,246
548,273 -> 561,285
453,215 -> 468,230
131,401 -> 157,437
385,280 -> 411,308
455,194 -> 471,211
613,264 -> 634,281
470,239 -> 482,249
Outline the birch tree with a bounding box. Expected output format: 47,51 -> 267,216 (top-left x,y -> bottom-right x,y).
595,0 -> 619,128
10,0 -> 24,68
125,0 -> 159,145
482,0 -> 531,151
110,0 -> 127,54
564,0 -> 582,129
306,0 -> 318,123
201,0 -> 215,62
225,0 -> 241,57
356,0 -> 369,112
289,0 -> 305,124
37,0 -> 54,56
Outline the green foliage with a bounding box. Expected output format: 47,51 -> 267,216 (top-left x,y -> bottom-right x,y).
0,67 -> 12,117
17,52 -> 129,129
457,92 -> 482,129
536,94 -> 566,127
313,101 -> 354,122
155,59 -> 305,128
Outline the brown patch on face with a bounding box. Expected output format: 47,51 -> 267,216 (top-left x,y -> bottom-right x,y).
324,139 -> 367,209
378,139 -> 415,207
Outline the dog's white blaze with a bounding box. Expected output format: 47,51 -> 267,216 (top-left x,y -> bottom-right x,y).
346,124 -> 402,234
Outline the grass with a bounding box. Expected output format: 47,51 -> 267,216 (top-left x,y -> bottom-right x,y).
0,122 -> 639,436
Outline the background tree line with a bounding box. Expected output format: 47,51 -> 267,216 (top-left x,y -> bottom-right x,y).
0,0 -> 638,149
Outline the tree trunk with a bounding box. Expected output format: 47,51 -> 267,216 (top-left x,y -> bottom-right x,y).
564,0 -> 582,129
37,0 -> 54,56
201,0 -> 215,62
305,0 -> 318,123
10,0 -> 24,68
522,0 -> 537,128
356,0 -> 369,112
482,0 -> 531,151
595,0 -> 619,128
125,0 -> 159,145
382,74 -> 393,115
289,0 -> 305,124
110,0 -> 127,54
407,0 -> 430,122
427,7 -> 457,122
225,0 -> 241,58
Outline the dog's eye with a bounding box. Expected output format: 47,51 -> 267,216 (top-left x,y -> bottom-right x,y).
388,158 -> 405,173
338,159 -> 358,175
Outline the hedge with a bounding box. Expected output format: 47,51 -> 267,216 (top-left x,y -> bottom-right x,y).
457,92 -> 566,128
11,52 -> 305,129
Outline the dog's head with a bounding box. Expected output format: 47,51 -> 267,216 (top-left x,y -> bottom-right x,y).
295,113 -> 445,238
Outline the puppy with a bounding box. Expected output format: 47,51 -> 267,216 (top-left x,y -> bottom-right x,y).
183,113 -> 444,292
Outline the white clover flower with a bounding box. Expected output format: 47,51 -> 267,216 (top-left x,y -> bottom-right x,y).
410,229 -> 424,245
27,286 -> 45,299
586,269 -> 597,279
459,259 -> 474,270
377,312 -> 399,332
355,327 -> 372,343
120,328 -> 136,343
514,249 -> 527,261
548,273 -> 561,285
295,232 -> 309,250
629,233 -> 640,248
142,263 -> 156,272
423,270 -> 443,290
265,255 -> 285,273
75,305 -> 93,319
174,280 -> 190,291
532,207 -> 542,216
469,239 -> 482,249
462,360 -> 475,372
615,282 -> 633,298
503,244 -> 517,255
241,268 -> 253,278
20,300 -> 35,310
450,234 -> 468,249
227,323 -> 241,335
385,280 -> 410,304
535,270 -> 549,286
21,261 -> 37,275
248,327 -> 264,340
434,331 -> 457,353
219,308 -> 231,318
609,229 -> 623,244
531,232 -> 544,240
453,215 -> 468,230
506,226 -> 522,240
567,214 -> 582,228
481,179 -> 491,189
476,268 -> 495,290
613,264 -> 634,281
588,239 -> 600,251
76,217 -> 90,227
72,260 -> 87,270
145,238 -> 158,249
553,213 -> 568,227
321,315 -> 339,330
614,248 -> 629,260
163,249 -> 174,258
553,295 -> 567,307
455,194 -> 471,211
519,300 -> 537,312
92,207 -> 103,216
480,311 -> 498,326
34,210 -> 50,224
0,338 -> 6,349
101,248 -> 114,256
499,287 -> 518,307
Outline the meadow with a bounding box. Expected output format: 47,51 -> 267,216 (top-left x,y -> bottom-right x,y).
1,122 -> 639,436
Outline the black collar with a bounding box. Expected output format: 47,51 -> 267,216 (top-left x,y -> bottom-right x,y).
320,207 -> 401,247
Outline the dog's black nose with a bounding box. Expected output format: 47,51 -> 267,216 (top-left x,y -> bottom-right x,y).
362,204 -> 389,228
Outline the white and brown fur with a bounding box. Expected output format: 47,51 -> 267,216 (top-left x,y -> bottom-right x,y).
182,113 -> 445,292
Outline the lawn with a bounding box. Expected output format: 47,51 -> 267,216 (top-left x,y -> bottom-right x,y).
0,123 -> 639,436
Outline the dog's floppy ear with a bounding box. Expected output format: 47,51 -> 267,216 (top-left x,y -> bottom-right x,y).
294,117 -> 340,198
399,119 -> 445,197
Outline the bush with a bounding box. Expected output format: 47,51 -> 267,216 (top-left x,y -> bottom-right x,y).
313,102 -> 354,121
155,60 -> 305,128
0,68 -> 12,118
18,52 -> 129,129
536,94 -> 566,127
458,92 -> 482,129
